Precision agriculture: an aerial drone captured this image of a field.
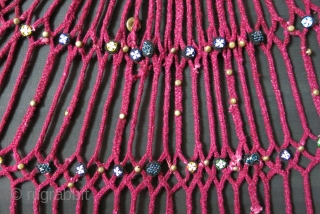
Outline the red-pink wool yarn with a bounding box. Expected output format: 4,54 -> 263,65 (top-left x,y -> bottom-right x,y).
0,0 -> 320,213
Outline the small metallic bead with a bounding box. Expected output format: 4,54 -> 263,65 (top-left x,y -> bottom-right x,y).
42,31 -> 49,38
238,40 -> 246,47
0,156 -> 3,164
313,89 -> 320,96
170,165 -> 177,172
226,69 -> 233,76
174,110 -> 181,116
75,41 -> 82,48
298,146 -> 305,152
262,156 -> 270,161
13,18 -> 20,25
122,45 -> 129,53
204,46 -> 212,53
134,166 -> 141,173
64,111 -> 69,116
17,163 -> 25,170
306,48 -> 312,55
287,25 -> 295,32
229,42 -> 236,49
97,166 -> 105,173
119,113 -> 126,120
232,166 -> 239,171
30,99 -> 37,107
67,182 -> 74,188
170,48 -> 178,54
175,80 -> 182,86
230,98 -> 237,105
203,160 -> 210,166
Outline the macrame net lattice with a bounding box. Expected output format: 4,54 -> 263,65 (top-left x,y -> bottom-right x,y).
0,0 -> 320,213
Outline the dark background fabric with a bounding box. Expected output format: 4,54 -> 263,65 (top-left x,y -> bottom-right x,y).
0,0 -> 320,213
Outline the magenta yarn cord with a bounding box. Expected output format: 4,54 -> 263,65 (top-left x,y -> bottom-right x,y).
0,0 -> 320,213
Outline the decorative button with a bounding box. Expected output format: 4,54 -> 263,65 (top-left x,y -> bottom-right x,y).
76,163 -> 86,176
145,161 -> 161,176
59,33 -> 71,45
183,46 -> 196,59
129,48 -> 143,62
126,17 -> 140,32
113,165 -> 125,177
249,30 -> 265,45
301,16 -> 315,28
142,40 -> 155,57
20,24 -> 33,36
244,153 -> 260,166
317,137 -> 320,148
279,149 -> 291,161
214,158 -> 227,170
37,163 -> 51,174
186,161 -> 198,173
212,37 -> 227,50
106,40 -> 120,54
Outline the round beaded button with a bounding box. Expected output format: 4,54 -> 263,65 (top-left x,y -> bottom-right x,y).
20,24 -> 33,36
76,163 -> 86,176
186,161 -> 198,173
279,149 -> 291,161
249,30 -> 265,45
145,161 -> 161,176
317,136 -> 320,148
36,163 -> 51,174
129,48 -> 143,62
142,40 -> 155,57
301,16 -> 315,28
59,33 -> 71,45
214,158 -> 227,170
113,165 -> 125,177
243,153 -> 260,166
183,46 -> 197,59
106,40 -> 120,54
212,37 -> 227,50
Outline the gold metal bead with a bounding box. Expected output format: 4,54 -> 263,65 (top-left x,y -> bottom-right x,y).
306,48 -> 312,55
122,45 -> 129,53
238,40 -> 246,47
298,146 -> 305,152
287,25 -> 295,32
97,166 -> 105,173
174,110 -> 181,116
119,113 -> 126,120
230,98 -> 237,105
170,48 -> 178,54
175,80 -> 182,86
204,46 -> 212,53
313,89 -> 320,96
42,31 -> 49,38
30,99 -> 37,107
75,41 -> 82,48
232,166 -> 239,171
229,42 -> 236,49
226,69 -> 233,76
13,18 -> 20,25
134,166 -> 141,173
170,165 -> 177,172
17,163 -> 25,170
64,111 -> 69,116
67,182 -> 74,188
126,17 -> 140,32
262,156 -> 270,162
0,156 -> 3,164
203,160 -> 210,166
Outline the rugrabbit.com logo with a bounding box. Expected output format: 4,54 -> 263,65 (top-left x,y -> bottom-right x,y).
11,188 -> 90,203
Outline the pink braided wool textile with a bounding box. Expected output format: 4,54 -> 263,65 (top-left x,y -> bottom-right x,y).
0,0 -> 320,213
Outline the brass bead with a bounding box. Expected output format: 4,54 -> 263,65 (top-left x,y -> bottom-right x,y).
67,182 -> 74,188
204,46 -> 212,53
97,166 -> 105,173
230,98 -> 237,105
170,165 -> 177,172
75,41 -> 82,48
298,146 -> 305,152
262,156 -> 270,161
174,110 -> 181,116
238,40 -> 246,47
226,69 -> 233,76
170,48 -> 178,54
119,113 -> 126,120
0,156 -> 3,164
203,160 -> 210,166
30,99 -> 37,107
134,166 -> 141,173
64,110 -> 69,116
17,163 -> 25,170
232,166 -> 239,171
13,18 -> 20,25
175,80 -> 182,86
287,25 -> 295,32
313,89 -> 319,96
122,45 -> 129,53
42,31 -> 49,38
306,48 -> 312,55
229,42 -> 236,49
